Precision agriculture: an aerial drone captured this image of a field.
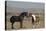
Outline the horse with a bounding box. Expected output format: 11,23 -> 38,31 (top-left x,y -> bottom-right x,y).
32,14 -> 36,24
10,12 -> 28,29
29,13 -> 39,25
29,13 -> 39,28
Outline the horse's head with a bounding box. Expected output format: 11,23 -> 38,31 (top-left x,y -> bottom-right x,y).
28,13 -> 32,17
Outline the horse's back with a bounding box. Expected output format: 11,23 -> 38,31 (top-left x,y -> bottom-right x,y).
10,16 -> 20,23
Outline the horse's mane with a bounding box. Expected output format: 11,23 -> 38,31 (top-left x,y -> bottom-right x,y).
20,12 -> 28,16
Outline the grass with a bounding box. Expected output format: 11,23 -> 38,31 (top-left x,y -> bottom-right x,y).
6,13 -> 45,30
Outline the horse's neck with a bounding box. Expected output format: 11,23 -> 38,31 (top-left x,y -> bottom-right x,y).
20,14 -> 24,16
32,15 -> 35,17
32,14 -> 36,21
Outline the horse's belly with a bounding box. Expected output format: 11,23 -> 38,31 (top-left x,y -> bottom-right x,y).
15,19 -> 19,21
13,17 -> 19,21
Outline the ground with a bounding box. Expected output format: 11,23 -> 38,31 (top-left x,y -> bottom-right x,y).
5,13 -> 44,30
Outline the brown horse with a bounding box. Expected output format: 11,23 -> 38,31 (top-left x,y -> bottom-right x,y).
29,13 -> 39,25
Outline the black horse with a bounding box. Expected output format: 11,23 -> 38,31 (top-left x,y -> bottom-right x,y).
10,12 -> 28,29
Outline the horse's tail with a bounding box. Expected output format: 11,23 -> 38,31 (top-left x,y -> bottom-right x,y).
10,16 -> 15,29
10,16 -> 14,23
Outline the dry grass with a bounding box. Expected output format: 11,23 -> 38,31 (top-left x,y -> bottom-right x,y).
5,12 -> 45,30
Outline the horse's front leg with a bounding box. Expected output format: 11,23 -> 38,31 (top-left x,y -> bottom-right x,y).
20,21 -> 22,28
12,23 -> 14,29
